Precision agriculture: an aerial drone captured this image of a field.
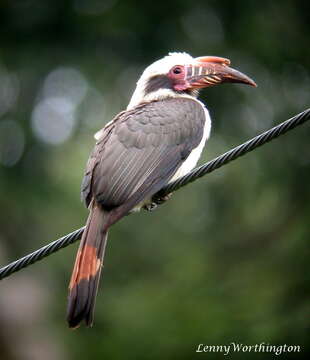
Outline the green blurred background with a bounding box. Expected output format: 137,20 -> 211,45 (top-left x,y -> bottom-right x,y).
0,1 -> 309,359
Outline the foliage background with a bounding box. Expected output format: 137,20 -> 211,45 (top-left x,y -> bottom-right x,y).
0,1 -> 309,359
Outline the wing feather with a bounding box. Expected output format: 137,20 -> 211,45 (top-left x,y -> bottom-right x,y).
81,98 -> 206,211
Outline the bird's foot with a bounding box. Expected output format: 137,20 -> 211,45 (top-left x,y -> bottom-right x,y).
143,202 -> 158,212
143,193 -> 173,212
154,193 -> 173,205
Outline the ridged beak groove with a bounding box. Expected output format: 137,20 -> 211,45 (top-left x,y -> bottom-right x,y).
186,56 -> 257,88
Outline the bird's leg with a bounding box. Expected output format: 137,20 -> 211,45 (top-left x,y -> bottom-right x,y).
143,193 -> 173,212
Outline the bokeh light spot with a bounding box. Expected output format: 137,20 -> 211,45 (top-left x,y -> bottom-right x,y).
0,68 -> 20,117
182,6 -> 224,47
31,97 -> 76,145
0,119 -> 25,167
42,67 -> 88,106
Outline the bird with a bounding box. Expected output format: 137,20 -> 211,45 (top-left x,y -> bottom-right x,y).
67,52 -> 256,328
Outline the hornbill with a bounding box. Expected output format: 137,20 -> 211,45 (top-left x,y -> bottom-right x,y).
67,52 -> 256,328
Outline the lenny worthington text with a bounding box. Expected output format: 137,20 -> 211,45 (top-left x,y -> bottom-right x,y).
196,342 -> 301,356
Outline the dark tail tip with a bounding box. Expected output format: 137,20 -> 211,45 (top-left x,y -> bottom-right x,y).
67,206 -> 108,328
67,276 -> 99,328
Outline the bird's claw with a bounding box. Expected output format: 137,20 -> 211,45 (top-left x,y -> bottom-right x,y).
143,202 -> 158,212
143,193 -> 173,211
154,193 -> 173,205
143,193 -> 172,211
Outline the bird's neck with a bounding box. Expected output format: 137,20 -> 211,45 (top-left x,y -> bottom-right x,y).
127,77 -> 198,110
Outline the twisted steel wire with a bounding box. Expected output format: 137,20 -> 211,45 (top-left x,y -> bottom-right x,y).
0,108 -> 309,280
0,227 -> 85,280
155,108 -> 310,198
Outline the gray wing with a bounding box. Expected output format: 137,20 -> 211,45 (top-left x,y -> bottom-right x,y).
81,97 -> 206,211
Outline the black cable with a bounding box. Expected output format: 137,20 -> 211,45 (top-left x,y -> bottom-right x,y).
155,108 -> 310,199
0,227 -> 85,280
0,108 -> 309,280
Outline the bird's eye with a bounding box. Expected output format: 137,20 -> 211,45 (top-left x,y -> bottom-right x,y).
172,66 -> 182,74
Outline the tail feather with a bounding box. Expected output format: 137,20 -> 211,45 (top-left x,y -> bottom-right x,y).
67,203 -> 109,328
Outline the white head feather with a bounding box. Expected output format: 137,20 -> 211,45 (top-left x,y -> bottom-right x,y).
95,53 -> 196,140
127,52 -> 194,109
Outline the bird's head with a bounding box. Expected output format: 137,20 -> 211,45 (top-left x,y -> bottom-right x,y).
128,52 -> 256,109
